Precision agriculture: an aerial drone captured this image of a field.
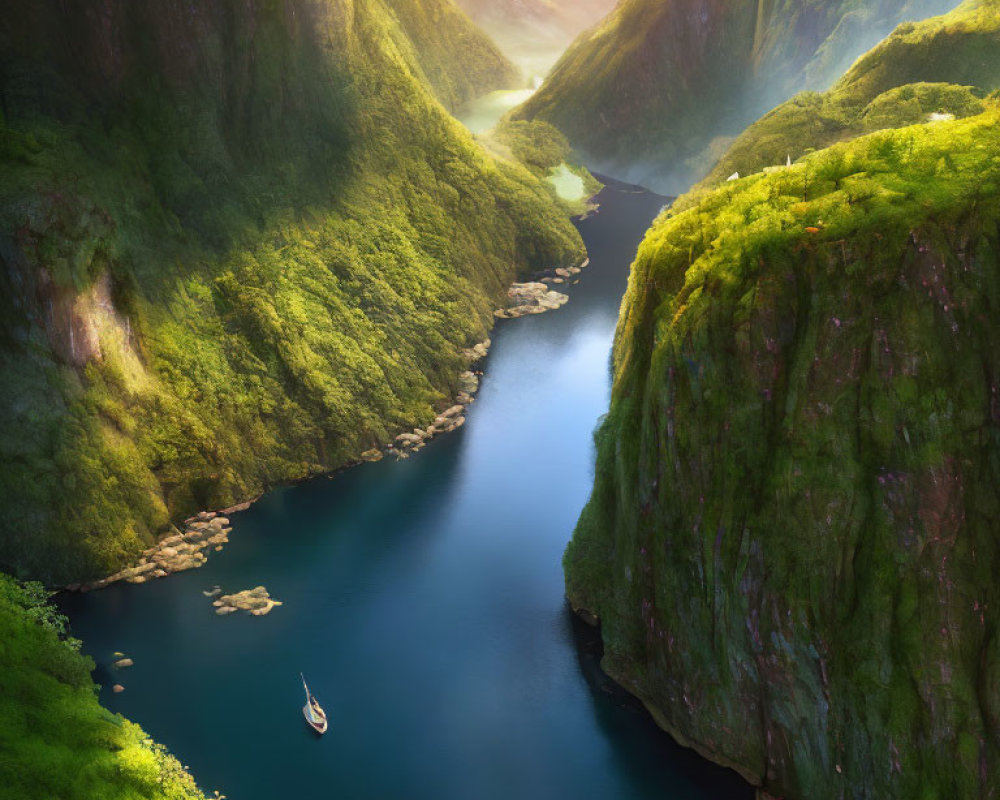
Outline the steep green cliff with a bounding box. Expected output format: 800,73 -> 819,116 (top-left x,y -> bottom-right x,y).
0,0 -> 584,583
515,0 -> 960,192
568,104 -> 1000,798
384,0 -> 521,109
695,0 -> 1000,192
0,574 -> 207,799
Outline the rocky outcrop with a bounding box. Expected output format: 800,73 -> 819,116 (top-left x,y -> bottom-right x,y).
494,283 -> 569,319
212,586 -> 282,617
75,513 -> 233,591
536,258 -> 588,286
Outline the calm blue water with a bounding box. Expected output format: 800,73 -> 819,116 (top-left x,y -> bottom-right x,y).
62,180 -> 751,800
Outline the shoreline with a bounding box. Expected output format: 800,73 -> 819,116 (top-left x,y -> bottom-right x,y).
68,256 -> 590,593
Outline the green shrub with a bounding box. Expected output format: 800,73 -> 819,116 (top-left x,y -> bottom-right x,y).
0,573 -> 207,799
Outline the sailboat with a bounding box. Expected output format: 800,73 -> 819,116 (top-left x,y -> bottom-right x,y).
300,673 -> 328,735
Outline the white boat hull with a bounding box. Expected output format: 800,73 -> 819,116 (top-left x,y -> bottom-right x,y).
303,703 -> 328,734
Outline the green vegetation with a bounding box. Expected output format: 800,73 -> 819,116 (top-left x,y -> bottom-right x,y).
0,574 -> 207,799
568,104 -> 1000,799
386,0 -> 521,110
490,119 -> 602,213
0,0 -> 584,583
693,0 -> 1000,193
514,0 -> 958,192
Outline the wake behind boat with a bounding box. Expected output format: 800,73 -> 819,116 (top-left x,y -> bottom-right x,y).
301,673 -> 328,735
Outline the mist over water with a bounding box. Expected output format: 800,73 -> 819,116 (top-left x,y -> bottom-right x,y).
458,87 -> 538,134
454,0 -> 616,84
454,0 -> 617,130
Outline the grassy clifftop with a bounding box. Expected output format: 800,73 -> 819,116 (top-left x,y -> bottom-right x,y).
568,102 -> 1000,798
0,0 -> 584,583
0,574 -> 207,799
514,0 -> 958,192
695,0 -> 1000,192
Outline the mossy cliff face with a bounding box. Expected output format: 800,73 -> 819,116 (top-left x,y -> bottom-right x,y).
568,109 -> 1000,798
695,0 -> 1000,193
515,0 -> 959,192
0,0 -> 584,582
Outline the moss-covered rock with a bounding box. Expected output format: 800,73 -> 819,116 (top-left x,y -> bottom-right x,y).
0,0 -> 585,583
568,106 -> 1000,799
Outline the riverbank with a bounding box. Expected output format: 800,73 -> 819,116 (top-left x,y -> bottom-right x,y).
70,257 -> 589,593
61,178 -> 750,800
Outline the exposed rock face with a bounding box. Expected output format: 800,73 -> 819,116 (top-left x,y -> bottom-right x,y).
515,0 -> 960,192
567,108 -> 1000,798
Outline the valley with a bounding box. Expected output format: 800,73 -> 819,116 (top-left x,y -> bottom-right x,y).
2,1 -> 999,799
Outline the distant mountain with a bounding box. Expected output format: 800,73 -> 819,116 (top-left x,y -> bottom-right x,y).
516,0 -> 961,192
692,0 -> 1000,194
456,0 -> 615,34
454,0 -> 618,78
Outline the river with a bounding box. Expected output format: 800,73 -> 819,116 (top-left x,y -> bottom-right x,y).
61,178 -> 752,800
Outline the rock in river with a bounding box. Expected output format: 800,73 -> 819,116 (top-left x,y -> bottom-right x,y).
494,282 -> 569,319
212,586 -> 282,617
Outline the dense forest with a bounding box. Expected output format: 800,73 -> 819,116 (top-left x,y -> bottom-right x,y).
0,0 -> 582,584
3,0 -> 999,798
